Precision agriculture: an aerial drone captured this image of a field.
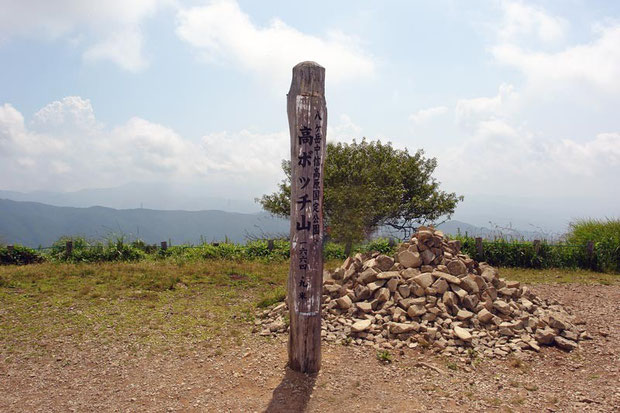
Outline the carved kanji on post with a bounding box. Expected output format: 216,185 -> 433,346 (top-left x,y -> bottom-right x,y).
287,61 -> 327,374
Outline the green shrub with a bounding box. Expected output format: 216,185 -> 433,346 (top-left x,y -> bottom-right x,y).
323,242 -> 346,260
0,245 -> 45,265
567,219 -> 620,272
49,236 -> 144,263
454,230 -> 618,273
356,237 -> 396,255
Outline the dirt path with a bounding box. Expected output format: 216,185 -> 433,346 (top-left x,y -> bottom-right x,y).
1,283 -> 618,412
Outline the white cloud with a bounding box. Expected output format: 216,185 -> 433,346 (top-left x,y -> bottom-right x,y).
545,132 -> 620,176
83,26 -> 148,72
327,114 -> 363,142
0,0 -> 171,71
175,0 -> 375,86
410,106 -> 448,125
490,2 -> 620,95
0,96 -> 289,193
455,83 -> 517,128
430,84 -> 620,200
492,24 -> 620,93
450,3 -> 620,201
498,1 -> 567,44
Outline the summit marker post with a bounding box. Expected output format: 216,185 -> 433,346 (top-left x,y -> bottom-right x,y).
287,61 -> 327,373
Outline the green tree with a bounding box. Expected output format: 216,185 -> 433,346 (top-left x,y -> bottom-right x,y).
257,139 -> 462,253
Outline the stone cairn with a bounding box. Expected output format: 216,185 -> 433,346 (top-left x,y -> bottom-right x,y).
258,227 -> 587,358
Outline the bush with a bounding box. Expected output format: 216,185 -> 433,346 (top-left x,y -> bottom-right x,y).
49,236 -> 145,263
454,230 -> 618,273
356,238 -> 396,255
0,245 -> 45,265
567,219 -> 620,273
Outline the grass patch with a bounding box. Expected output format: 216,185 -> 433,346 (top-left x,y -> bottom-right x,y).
498,267 -> 617,285
446,361 -> 458,371
257,287 -> 287,308
376,350 -> 393,364
0,260 -> 290,357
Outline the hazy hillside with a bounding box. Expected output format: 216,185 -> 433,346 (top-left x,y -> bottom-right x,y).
0,199 -> 287,247
0,183 -> 260,213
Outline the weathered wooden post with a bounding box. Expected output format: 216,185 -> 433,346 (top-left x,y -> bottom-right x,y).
586,240 -> 594,268
287,61 -> 327,373
533,239 -> 541,254
160,241 -> 168,251
66,240 -> 73,256
267,239 -> 275,252
475,237 -> 483,261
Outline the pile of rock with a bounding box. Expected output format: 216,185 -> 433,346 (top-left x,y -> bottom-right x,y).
258,227 -> 587,358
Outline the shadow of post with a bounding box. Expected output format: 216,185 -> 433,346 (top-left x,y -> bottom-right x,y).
264,367 -> 317,413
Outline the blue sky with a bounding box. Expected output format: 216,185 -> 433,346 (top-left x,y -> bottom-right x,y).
1,0 -> 619,232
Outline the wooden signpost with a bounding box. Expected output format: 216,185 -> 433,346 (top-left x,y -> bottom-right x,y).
287,61 -> 327,373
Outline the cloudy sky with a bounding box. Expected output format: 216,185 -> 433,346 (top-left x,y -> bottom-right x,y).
1,0 -> 619,233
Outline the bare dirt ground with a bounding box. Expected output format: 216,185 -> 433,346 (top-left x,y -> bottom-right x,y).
1,283 -> 618,412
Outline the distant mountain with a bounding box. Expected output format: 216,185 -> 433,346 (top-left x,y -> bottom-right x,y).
0,199 -> 287,247
436,220 -> 553,241
376,220 -> 550,241
0,198 -> 557,248
0,183 -> 261,213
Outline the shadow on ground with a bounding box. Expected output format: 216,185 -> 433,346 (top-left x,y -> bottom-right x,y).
265,367 -> 316,412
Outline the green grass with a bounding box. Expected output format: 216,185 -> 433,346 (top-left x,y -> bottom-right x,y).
0,261 -> 613,360
376,350 -> 393,363
499,267 -> 617,285
0,260 -> 287,356
568,218 -> 620,273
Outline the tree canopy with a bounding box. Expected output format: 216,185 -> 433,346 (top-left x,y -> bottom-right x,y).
257,139 -> 462,248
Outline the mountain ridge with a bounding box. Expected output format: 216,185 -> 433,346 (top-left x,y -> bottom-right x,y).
1,199 -> 551,248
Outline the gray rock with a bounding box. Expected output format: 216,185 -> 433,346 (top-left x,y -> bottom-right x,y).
493,300 -> 512,315
535,328 -> 556,345
554,336 -> 578,351
386,277 -> 399,293
336,295 -> 353,310
432,278 -> 449,294
376,255 -> 395,271
421,249 -> 436,265
375,288 -> 390,302
477,308 -> 494,323
456,309 -> 474,321
446,259 -> 467,276
358,268 -> 378,284
433,271 -> 461,285
453,326 -> 472,341
351,319 -> 372,333
397,284 -> 411,298
376,271 -> 400,280
389,322 -> 417,334
412,272 -> 435,288
356,301 -> 373,313
407,304 -> 426,318
398,250 -> 422,268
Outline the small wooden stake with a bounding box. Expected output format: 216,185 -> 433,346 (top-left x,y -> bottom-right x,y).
586,240 -> 594,268
66,241 -> 73,256
287,61 -> 327,374
475,237 -> 483,260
